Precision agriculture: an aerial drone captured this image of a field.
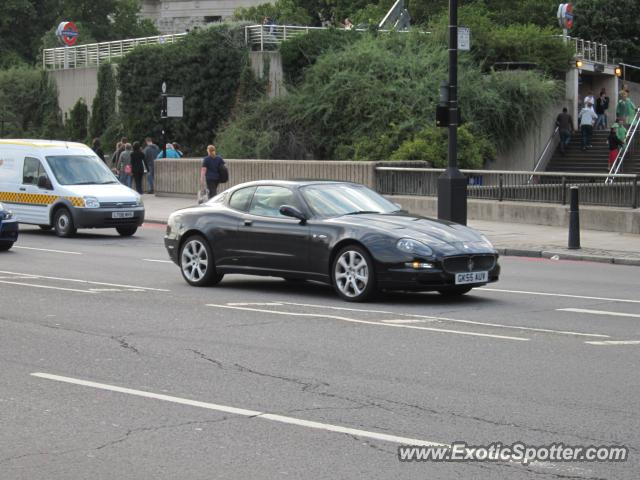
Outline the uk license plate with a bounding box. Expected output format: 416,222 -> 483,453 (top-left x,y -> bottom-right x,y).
112,211 -> 134,219
455,271 -> 488,285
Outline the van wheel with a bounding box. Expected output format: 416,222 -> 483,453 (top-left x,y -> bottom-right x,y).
116,226 -> 138,237
53,208 -> 76,237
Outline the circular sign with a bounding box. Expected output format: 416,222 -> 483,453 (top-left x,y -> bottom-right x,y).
56,21 -> 79,47
557,3 -> 574,30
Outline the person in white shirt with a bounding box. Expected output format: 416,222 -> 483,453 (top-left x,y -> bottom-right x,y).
579,102 -> 598,150
583,91 -> 595,110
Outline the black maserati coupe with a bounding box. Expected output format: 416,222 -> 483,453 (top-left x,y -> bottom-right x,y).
164,180 -> 500,301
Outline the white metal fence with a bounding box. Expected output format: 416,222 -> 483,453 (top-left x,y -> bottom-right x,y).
244,24 -> 335,51
42,33 -> 187,70
564,36 -> 608,64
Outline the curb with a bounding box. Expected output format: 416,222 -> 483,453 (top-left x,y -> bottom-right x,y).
496,248 -> 640,267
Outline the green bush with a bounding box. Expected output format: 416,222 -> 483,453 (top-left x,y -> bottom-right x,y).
117,24 -> 250,154
0,67 -> 63,138
66,98 -> 89,142
89,63 -> 117,141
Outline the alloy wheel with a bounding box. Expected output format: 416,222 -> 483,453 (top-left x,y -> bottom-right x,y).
334,250 -> 369,298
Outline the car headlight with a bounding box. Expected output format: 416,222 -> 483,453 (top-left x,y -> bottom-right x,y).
83,196 -> 100,208
396,238 -> 434,257
135,196 -> 144,207
479,234 -> 494,249
1,209 -> 13,220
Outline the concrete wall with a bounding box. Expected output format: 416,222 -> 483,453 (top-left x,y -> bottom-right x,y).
50,67 -> 99,117
249,51 -> 287,98
155,158 -> 377,195
389,196 -> 640,234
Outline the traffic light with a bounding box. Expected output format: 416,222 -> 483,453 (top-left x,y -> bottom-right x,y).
615,65 -> 623,77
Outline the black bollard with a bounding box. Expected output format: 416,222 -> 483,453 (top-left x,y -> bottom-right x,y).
568,186 -> 580,250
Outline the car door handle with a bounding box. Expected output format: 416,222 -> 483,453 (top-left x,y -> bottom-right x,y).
19,187 -> 26,191
244,219 -> 253,226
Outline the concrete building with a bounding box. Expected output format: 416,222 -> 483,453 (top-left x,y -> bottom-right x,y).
140,0 -> 265,34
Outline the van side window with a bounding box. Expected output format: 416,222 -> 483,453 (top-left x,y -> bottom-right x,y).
22,157 -> 46,185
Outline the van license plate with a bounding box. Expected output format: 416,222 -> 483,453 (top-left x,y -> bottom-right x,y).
455,271 -> 488,285
112,211 -> 134,219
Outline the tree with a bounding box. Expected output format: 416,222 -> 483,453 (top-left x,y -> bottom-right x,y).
572,0 -> 640,65
89,63 -> 117,140
66,98 -> 89,141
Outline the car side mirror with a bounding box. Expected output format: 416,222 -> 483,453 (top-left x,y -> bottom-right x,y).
279,205 -> 307,223
37,175 -> 53,190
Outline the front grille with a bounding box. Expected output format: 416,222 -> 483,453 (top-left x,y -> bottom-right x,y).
442,255 -> 496,274
99,201 -> 138,208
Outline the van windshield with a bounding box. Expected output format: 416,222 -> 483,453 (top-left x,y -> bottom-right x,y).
45,155 -> 118,185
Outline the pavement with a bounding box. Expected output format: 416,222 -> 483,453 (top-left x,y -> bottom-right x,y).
142,193 -> 640,266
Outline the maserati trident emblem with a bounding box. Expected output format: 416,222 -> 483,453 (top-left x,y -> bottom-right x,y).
467,258 -> 475,272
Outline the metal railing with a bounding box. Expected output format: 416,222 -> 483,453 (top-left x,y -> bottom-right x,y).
564,36 -> 608,64
607,109 -> 640,182
42,33 -> 187,70
376,167 -> 639,209
245,24 -> 350,50
529,126 -> 559,183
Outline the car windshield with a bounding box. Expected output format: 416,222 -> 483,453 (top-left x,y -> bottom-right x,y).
300,183 -> 399,218
46,155 -> 118,186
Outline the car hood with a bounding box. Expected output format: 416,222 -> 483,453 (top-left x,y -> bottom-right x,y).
331,212 -> 495,253
59,184 -> 140,202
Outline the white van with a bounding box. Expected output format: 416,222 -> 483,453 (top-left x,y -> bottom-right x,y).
0,139 -> 144,237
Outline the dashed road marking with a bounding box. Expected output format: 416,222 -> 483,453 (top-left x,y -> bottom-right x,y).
559,308 -> 640,319
13,245 -> 82,255
142,259 -> 173,264
585,340 -> 640,346
0,280 -> 95,294
478,288 -> 640,305
0,270 -> 169,292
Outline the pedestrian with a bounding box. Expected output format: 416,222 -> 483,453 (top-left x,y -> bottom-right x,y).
608,126 -> 624,170
616,91 -> 636,128
555,107 -> 574,155
156,143 -> 182,159
583,91 -> 595,110
110,140 -> 125,171
91,138 -> 105,163
200,145 -> 226,199
343,18 -> 354,30
117,143 -> 133,188
578,103 -> 597,150
130,141 -> 147,194
594,88 -> 609,130
172,142 -> 184,157
143,137 -> 160,194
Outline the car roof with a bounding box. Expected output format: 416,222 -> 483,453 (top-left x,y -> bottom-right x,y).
0,139 -> 88,149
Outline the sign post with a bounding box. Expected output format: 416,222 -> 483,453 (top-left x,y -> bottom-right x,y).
160,81 -> 184,158
437,0 -> 467,225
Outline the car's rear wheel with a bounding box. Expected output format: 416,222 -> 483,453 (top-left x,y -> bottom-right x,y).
179,234 -> 223,287
116,225 -> 138,237
0,242 -> 13,251
332,245 -> 376,302
437,286 -> 473,296
53,208 -> 76,237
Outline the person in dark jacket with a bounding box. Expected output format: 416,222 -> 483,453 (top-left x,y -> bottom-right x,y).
91,138 -> 105,163
130,141 -> 147,194
608,127 -> 624,170
200,145 -> 225,199
143,137 -> 160,193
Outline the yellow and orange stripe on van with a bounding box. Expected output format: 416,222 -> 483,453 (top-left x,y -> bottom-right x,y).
0,191 -> 84,207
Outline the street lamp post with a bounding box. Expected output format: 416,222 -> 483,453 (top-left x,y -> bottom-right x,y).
437,0 -> 467,225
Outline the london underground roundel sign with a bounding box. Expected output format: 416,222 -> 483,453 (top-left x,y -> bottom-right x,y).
56,21 -> 79,46
557,3 -> 574,30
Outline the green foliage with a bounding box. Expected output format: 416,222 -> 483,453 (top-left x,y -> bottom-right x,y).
233,0 -> 313,25
217,32 -> 561,162
280,28 -> 360,85
572,0 -> 640,65
89,63 -> 117,140
0,67 -> 63,138
117,24 -> 249,155
66,98 -> 89,141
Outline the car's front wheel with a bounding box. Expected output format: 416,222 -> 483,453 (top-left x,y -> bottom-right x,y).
332,245 -> 376,302
116,225 -> 138,237
0,242 -> 13,251
179,234 -> 223,287
53,208 -> 76,237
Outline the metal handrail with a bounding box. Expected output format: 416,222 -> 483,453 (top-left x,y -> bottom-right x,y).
554,35 -> 609,64
529,126 -> 559,183
606,109 -> 640,183
42,33 -> 187,70
375,166 -> 637,179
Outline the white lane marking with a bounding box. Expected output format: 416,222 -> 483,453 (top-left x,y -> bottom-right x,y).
0,270 -> 169,292
382,319 -> 431,324
142,259 -> 173,264
479,288 -> 640,305
585,340 -> 640,346
0,280 -> 95,294
30,372 -> 445,447
13,246 -> 82,255
279,302 -> 608,338
227,302 -> 284,306
207,304 -> 529,341
559,308 -> 640,319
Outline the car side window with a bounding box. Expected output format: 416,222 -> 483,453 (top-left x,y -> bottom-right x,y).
228,186 -> 256,212
248,186 -> 300,218
22,157 -> 46,185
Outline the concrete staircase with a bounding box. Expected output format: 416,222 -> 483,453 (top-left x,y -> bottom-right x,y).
546,129 -> 640,175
